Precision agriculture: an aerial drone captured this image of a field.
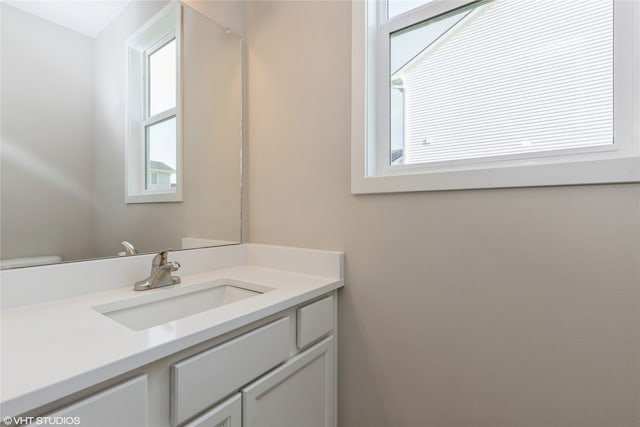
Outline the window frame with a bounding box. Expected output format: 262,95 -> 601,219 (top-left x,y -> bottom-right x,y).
125,2 -> 183,203
352,0 -> 640,194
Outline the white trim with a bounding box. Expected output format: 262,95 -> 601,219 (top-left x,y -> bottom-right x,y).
142,107 -> 177,127
352,0 -> 640,194
354,156 -> 640,193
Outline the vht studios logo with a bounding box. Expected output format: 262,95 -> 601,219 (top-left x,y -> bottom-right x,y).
3,416 -> 81,426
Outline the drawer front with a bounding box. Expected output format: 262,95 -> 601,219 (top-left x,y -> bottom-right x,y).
171,317 -> 290,426
184,393 -> 241,427
29,376 -> 148,427
297,295 -> 334,349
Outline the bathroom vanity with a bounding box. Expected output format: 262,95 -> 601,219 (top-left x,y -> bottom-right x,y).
0,244 -> 343,427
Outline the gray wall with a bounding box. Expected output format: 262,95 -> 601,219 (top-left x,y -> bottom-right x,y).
92,1 -> 242,257
92,0 -> 175,257
245,2 -> 640,426
181,5 -> 242,246
1,4 -> 95,261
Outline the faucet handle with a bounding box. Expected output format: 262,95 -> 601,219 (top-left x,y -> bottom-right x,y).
121,241 -> 137,255
152,249 -> 174,266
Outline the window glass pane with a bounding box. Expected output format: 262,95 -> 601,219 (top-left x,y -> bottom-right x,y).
146,116 -> 177,190
148,38 -> 176,117
390,0 -> 613,166
388,0 -> 434,19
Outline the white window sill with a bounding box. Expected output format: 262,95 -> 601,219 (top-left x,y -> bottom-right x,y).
125,191 -> 182,204
351,155 -> 640,194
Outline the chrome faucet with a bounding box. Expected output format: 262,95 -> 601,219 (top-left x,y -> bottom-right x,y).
134,249 -> 181,291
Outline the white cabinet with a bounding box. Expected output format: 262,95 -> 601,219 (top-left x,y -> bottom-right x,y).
21,292 -> 337,427
183,394 -> 241,427
28,376 -> 147,427
171,317 -> 290,425
242,337 -> 335,427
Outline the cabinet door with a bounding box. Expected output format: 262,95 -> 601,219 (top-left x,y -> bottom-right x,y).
183,393 -> 241,427
28,375 -> 147,427
242,336 -> 335,427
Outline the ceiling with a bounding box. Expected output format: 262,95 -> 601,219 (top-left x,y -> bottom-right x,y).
4,0 -> 132,37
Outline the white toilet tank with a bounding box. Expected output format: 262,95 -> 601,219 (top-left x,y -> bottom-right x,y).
0,256 -> 62,269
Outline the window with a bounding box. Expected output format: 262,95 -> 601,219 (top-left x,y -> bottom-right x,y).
126,3 -> 182,203
352,0 -> 640,193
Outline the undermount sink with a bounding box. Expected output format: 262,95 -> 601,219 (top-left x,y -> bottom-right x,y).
92,280 -> 273,331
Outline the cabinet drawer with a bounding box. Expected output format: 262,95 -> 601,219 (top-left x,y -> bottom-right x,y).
171,317 -> 290,426
184,393 -> 241,427
297,295 -> 334,349
29,376 -> 148,427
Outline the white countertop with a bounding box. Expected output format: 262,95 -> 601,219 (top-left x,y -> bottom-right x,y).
0,244 -> 343,418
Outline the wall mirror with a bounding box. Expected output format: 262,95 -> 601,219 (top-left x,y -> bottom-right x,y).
1,0 -> 243,269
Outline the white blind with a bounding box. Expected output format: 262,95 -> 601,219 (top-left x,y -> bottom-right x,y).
394,0 -> 613,165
